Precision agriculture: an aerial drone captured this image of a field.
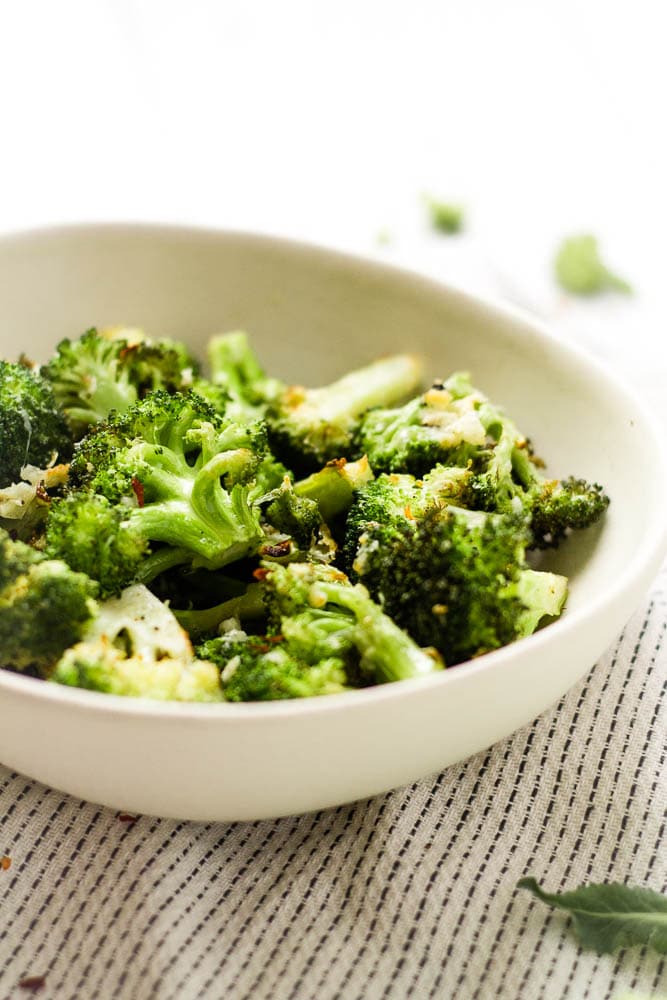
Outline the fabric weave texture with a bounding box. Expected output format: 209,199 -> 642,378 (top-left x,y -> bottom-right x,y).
1,570 -> 665,1000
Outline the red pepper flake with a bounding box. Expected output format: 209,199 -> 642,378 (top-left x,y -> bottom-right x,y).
131,478 -> 145,508
253,568 -> 270,582
117,813 -> 139,824
1,855 -> 11,870
18,976 -> 46,992
261,540 -> 292,558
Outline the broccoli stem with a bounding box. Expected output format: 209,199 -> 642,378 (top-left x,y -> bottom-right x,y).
134,546 -> 193,584
305,355 -> 422,425
294,456 -> 373,521
173,582 -> 265,636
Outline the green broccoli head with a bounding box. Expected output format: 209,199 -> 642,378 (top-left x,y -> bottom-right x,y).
0,361 -> 73,487
267,355 -> 422,471
197,634 -> 349,701
41,327 -> 201,437
356,375 -> 489,476
353,507 -> 557,665
45,493 -> 149,598
262,561 -> 442,683
0,529 -> 98,675
69,390 -> 273,571
343,465 -> 472,571
263,477 -> 323,552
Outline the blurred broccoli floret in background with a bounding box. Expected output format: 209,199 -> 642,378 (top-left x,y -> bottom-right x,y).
0,360 -> 73,487
426,197 -> 464,234
554,235 -> 632,296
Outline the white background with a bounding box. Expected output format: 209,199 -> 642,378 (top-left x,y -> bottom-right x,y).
0,0 -> 664,417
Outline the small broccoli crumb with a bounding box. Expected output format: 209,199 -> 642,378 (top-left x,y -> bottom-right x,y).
426,198 -> 464,234
554,235 -> 632,296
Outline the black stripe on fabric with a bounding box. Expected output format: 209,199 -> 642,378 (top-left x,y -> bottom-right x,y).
424,732 -> 542,999
55,815 -> 170,999
8,808 -> 105,978
291,791 -> 398,1000
1,795 -> 75,946
341,750 -> 492,1000
187,812 -> 347,1000
436,726 -> 542,998
468,670 -> 593,1000
348,773 -> 457,999
235,804 -> 365,1000
581,661 -> 666,1000
465,631 -> 622,994
519,611 -> 652,999
554,618 -> 661,1000
105,822 -> 219,996
158,817 -> 302,1000
109,819 -> 263,999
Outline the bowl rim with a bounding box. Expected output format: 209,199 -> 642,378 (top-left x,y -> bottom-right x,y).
1,220 -> 666,722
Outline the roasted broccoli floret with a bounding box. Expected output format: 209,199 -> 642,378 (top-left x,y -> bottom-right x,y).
52,584 -> 222,701
69,390 -> 283,574
267,354 -> 422,470
198,633 -> 349,701
45,493 -> 149,597
0,361 -> 73,487
357,374 -> 488,476
262,562 -> 442,683
0,529 -> 98,675
0,462 -> 69,542
41,327 -> 199,436
207,330 -> 283,421
464,393 -> 609,546
354,508 -> 567,665
343,465 -> 472,570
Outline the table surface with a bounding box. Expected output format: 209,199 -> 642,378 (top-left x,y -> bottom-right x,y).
0,3 -> 665,998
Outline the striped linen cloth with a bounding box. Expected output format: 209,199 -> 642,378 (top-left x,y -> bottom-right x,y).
1,568 -> 665,1000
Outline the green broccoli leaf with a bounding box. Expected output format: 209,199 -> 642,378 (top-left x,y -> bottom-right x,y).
517,877 -> 667,955
554,235 -> 632,296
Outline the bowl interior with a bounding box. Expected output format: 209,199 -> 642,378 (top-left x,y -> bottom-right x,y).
0,225 -> 660,621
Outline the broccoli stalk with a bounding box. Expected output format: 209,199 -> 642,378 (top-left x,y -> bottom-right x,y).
0,528 -> 98,676
0,361 -> 73,487
52,584 -> 222,701
267,354 -> 423,469
293,456 -> 374,522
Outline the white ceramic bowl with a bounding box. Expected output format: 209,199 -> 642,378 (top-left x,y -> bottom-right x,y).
0,224 -> 665,821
